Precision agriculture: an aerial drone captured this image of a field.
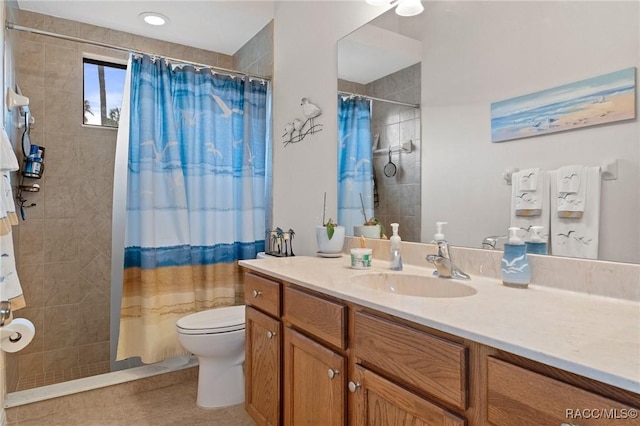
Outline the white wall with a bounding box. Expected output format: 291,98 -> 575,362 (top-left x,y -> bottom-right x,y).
272,1 -> 390,255
420,1 -> 639,263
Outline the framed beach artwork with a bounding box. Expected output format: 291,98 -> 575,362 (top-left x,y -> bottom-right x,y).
491,67 -> 636,143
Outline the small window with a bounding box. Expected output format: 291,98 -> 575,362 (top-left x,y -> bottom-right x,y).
83,58 -> 126,128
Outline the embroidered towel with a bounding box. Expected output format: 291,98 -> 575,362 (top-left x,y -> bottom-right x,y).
557,165 -> 582,193
550,167 -> 601,259
518,167 -> 540,191
0,127 -> 25,310
557,165 -> 586,218
511,171 -> 550,242
513,169 -> 543,216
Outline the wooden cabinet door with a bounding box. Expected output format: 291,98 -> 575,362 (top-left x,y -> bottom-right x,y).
246,306 -> 281,426
284,327 -> 346,426
349,365 -> 466,426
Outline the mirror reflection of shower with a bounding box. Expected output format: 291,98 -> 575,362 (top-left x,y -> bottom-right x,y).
338,62 -> 422,242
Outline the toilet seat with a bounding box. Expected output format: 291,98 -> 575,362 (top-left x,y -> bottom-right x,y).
177,305 -> 246,335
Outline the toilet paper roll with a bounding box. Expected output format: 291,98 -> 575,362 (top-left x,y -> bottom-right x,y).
0,318 -> 35,353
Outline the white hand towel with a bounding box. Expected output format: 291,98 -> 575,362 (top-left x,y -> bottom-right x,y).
550,167 -> 601,259
512,169 -> 543,216
0,232 -> 25,310
518,168 -> 540,191
556,165 -> 586,218
0,129 -> 19,172
557,165 -> 583,193
511,171 -> 550,241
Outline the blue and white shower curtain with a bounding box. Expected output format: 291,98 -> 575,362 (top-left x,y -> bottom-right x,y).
338,96 -> 373,235
117,54 -> 269,363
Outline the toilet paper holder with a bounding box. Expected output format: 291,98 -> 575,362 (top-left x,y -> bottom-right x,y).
0,300 -> 12,327
1,301 -> 26,343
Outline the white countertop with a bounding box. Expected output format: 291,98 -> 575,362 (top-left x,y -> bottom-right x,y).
239,255 -> 640,394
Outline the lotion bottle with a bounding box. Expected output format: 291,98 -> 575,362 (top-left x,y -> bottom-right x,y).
525,226 -> 548,255
389,223 -> 403,271
501,227 -> 530,288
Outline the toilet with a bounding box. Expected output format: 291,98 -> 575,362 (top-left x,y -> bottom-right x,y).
176,304 -> 246,408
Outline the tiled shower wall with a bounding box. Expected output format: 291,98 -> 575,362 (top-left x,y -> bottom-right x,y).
338,63 -> 421,242
368,63 -> 421,242
7,8 -> 272,391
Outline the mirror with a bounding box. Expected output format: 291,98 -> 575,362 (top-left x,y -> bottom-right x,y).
337,17 -> 422,242
338,1 -> 639,264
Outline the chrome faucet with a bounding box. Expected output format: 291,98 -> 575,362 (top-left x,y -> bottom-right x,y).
426,240 -> 470,280
481,235 -> 507,250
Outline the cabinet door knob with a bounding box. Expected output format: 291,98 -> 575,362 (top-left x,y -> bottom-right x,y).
252,290 -> 262,298
266,330 -> 277,339
348,381 -> 361,393
327,369 -> 340,379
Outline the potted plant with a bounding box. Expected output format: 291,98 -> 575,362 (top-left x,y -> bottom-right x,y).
353,194 -> 385,239
316,193 -> 345,254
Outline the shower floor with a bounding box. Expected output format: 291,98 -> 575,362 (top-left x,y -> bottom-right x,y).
16,360 -> 111,391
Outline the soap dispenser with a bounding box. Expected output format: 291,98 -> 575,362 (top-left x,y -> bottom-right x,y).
389,223 -> 403,271
501,227 -> 530,289
525,226 -> 548,255
434,221 -> 447,243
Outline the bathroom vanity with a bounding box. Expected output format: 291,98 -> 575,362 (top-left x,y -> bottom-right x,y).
240,255 -> 640,426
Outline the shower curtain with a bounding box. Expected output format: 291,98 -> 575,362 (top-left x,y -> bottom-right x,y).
116,54 -> 269,363
338,96 -> 373,235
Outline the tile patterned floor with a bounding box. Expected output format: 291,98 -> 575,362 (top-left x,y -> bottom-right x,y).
15,361 -> 111,391
8,376 -> 257,426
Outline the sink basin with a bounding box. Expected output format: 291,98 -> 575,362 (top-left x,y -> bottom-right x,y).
351,272 -> 477,298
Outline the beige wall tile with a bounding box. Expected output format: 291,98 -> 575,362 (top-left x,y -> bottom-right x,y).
44,262 -> 80,306
77,134 -> 116,178
78,23 -> 110,44
44,346 -> 79,371
44,175 -> 78,219
77,237 -> 100,271
78,301 -> 109,345
18,219 -> 45,264
42,133 -> 79,177
18,352 -> 43,377
43,90 -> 81,134
44,218 -> 77,262
44,44 -> 80,93
44,304 -> 79,350
15,9 -> 45,30
15,37 -> 45,90
16,263 -> 45,308
43,15 -> 79,48
78,342 -> 109,366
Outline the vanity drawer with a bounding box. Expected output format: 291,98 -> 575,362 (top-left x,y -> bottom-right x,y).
487,357 -> 638,426
244,272 -> 281,317
284,286 -> 347,350
354,311 -> 468,410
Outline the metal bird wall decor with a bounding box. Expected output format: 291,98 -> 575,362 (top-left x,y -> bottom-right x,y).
282,97 -> 323,146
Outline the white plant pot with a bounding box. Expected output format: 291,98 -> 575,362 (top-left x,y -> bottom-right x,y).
353,224 -> 381,239
316,225 -> 345,254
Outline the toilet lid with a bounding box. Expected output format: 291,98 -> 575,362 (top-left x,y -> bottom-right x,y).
176,305 -> 245,335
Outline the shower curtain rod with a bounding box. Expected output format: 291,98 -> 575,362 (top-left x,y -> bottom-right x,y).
338,90 -> 419,108
6,23 -> 270,82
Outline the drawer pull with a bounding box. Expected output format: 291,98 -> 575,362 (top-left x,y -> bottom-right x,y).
252,290 -> 263,298
266,330 -> 277,339
348,381 -> 361,393
327,369 -> 340,380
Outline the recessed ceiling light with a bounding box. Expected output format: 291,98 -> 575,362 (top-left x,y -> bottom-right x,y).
139,12 -> 169,26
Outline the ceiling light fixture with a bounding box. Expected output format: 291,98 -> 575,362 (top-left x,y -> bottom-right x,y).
139,12 -> 169,26
365,0 -> 424,17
